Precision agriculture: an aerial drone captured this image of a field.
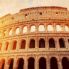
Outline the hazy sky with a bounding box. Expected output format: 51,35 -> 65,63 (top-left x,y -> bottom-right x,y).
0,0 -> 69,17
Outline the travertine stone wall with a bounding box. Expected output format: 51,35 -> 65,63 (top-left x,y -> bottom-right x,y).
0,6 -> 69,69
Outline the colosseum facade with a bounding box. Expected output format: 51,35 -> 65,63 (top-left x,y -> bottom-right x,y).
0,6 -> 69,69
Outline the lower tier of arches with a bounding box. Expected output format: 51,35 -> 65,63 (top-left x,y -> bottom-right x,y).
0,56 -> 69,69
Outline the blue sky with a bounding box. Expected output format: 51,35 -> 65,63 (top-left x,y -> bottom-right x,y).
0,0 -> 69,17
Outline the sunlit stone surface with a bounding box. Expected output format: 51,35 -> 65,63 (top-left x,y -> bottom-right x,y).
0,6 -> 69,69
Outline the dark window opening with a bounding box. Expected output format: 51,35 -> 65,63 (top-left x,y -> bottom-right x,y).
49,38 -> 55,48
18,58 -> 24,69
25,14 -> 27,16
39,38 -> 45,48
5,42 -> 9,50
59,38 -> 65,48
28,57 -> 35,69
50,57 -> 58,69
21,40 -> 26,49
12,41 -> 17,50
9,59 -> 14,69
39,57 -> 46,69
62,57 -> 69,69
29,39 -> 35,48
39,12 -> 42,15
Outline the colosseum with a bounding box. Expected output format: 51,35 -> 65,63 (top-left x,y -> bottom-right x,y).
0,6 -> 69,69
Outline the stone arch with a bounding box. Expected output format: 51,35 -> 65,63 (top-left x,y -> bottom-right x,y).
17,58 -> 24,69
20,39 -> 26,49
62,57 -> 69,69
39,38 -> 45,48
28,57 -> 35,69
12,40 -> 17,50
39,57 -> 46,69
50,57 -> 58,69
59,38 -> 65,48
49,38 -> 55,48
8,58 -> 14,69
29,39 -> 35,48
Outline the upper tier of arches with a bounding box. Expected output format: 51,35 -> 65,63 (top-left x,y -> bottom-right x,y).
0,24 -> 69,37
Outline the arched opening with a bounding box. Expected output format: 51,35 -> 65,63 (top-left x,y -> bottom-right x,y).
5,42 -> 9,50
47,25 -> 54,31
39,38 -> 45,48
12,40 -> 17,50
59,38 -> 65,48
28,57 -> 35,69
17,58 -> 24,69
23,26 -> 27,33
50,57 -> 58,69
39,57 -> 46,69
15,27 -> 20,35
21,40 -> 26,49
65,25 -> 69,31
29,39 -> 35,48
1,59 -> 5,69
49,38 -> 55,48
8,59 -> 14,69
62,57 -> 69,69
38,25 -> 45,32
30,25 -> 36,32
56,25 -> 62,31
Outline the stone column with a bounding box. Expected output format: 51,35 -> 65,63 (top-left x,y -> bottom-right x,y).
47,57 -> 50,69
26,37 -> 29,51
12,27 -> 15,36
35,37 -> 38,51
46,37 -> 49,50
1,41 -> 5,52
65,38 -> 69,49
4,58 -> 9,69
6,29 -> 9,37
35,56 -> 38,69
46,37 -> 48,50
9,40 -> 13,50
55,38 -> 59,51
19,26 -> 23,35
24,57 -> 28,69
16,39 -> 20,51
13,58 -> 18,69
8,40 -> 11,51
58,59 -> 63,69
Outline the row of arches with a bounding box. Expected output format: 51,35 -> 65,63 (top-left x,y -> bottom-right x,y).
0,57 -> 69,69
3,38 -> 66,51
1,24 -> 69,37
0,37 -> 67,51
